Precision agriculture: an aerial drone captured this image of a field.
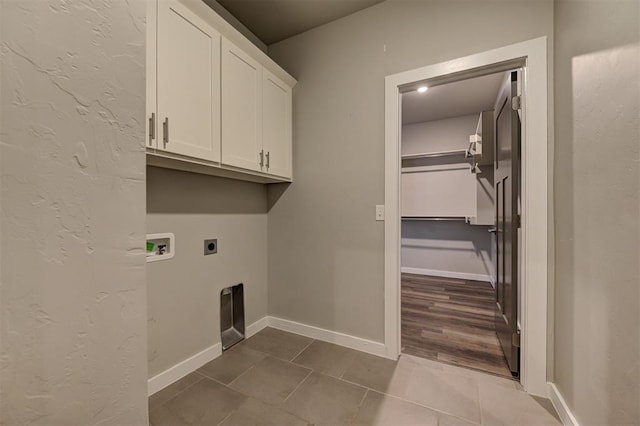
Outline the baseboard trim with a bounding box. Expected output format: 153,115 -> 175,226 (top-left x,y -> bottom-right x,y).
401,267 -> 491,283
246,316 -> 269,338
148,316 -> 269,396
147,343 -> 221,397
267,316 -> 391,359
549,383 -> 579,426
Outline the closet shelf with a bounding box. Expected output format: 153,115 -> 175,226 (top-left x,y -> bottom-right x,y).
401,164 -> 471,174
402,216 -> 468,221
401,149 -> 468,160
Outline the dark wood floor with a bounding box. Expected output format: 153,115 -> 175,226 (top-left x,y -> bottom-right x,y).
401,273 -> 513,378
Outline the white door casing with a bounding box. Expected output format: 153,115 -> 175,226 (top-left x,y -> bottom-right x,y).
384,37 -> 549,397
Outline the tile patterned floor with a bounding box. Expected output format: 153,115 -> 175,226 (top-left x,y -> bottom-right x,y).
149,328 -> 561,426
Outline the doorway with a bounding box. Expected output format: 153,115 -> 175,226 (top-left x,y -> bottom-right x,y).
384,37 -> 550,397
399,70 -> 520,379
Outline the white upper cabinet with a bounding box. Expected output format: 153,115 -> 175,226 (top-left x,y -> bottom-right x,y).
262,69 -> 292,179
147,0 -> 296,183
156,0 -> 220,162
221,38 -> 263,172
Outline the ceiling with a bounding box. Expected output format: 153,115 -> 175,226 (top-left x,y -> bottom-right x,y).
402,73 -> 506,125
215,0 -> 386,45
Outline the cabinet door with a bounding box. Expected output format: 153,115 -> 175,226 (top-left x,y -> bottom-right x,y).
262,69 -> 292,178
146,0 -> 157,149
157,0 -> 220,162
221,38 -> 262,172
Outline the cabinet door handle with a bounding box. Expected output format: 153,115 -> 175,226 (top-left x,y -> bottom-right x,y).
259,149 -> 264,168
162,117 -> 169,145
266,151 -> 270,169
149,112 -> 155,145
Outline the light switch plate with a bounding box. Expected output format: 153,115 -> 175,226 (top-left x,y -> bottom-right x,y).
376,205 -> 385,221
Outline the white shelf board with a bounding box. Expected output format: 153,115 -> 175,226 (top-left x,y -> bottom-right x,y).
401,149 -> 468,160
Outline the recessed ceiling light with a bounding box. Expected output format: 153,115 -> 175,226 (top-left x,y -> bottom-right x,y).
417,86 -> 428,93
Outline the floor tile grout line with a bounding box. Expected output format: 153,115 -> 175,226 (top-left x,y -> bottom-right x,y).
366,388 -> 482,425
215,409 -> 235,426
356,388 -> 369,408
335,366 -> 482,425
149,374 -> 205,412
402,353 -> 518,383
348,388 -> 370,424
226,364 -> 256,388
336,375 -> 377,393
196,370 -> 238,389
282,369 -> 314,403
476,379 -> 486,425
289,338 -> 315,362
216,371 -> 314,426
306,368 -> 369,394
204,358 -> 311,423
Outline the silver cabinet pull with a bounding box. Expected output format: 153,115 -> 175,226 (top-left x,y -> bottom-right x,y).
488,227 -> 497,233
266,151 -> 270,169
259,149 -> 264,168
149,113 -> 156,145
162,117 -> 169,145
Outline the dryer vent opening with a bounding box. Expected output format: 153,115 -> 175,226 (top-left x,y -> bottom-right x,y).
220,283 -> 245,351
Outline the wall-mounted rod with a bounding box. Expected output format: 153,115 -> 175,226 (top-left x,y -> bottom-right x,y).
401,165 -> 470,174
401,149 -> 468,160
401,216 -> 468,221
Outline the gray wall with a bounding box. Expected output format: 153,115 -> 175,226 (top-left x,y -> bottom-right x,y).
147,167 -> 268,377
147,0 -> 269,380
402,222 -> 493,280
267,0 -> 553,342
401,115 -> 493,279
554,0 -> 639,424
402,114 -> 478,155
202,0 -> 268,53
0,0 -> 148,424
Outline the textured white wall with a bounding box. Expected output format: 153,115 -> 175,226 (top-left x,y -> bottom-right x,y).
554,0 -> 639,423
267,0 -> 552,341
146,167 -> 268,377
0,0 -> 148,424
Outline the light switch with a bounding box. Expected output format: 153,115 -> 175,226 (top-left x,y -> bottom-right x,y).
376,205 -> 385,221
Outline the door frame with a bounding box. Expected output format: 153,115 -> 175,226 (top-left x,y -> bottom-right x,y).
383,37 -> 549,396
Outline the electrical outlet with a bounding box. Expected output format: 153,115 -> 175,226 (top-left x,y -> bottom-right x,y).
204,239 -> 217,255
376,205 -> 385,221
